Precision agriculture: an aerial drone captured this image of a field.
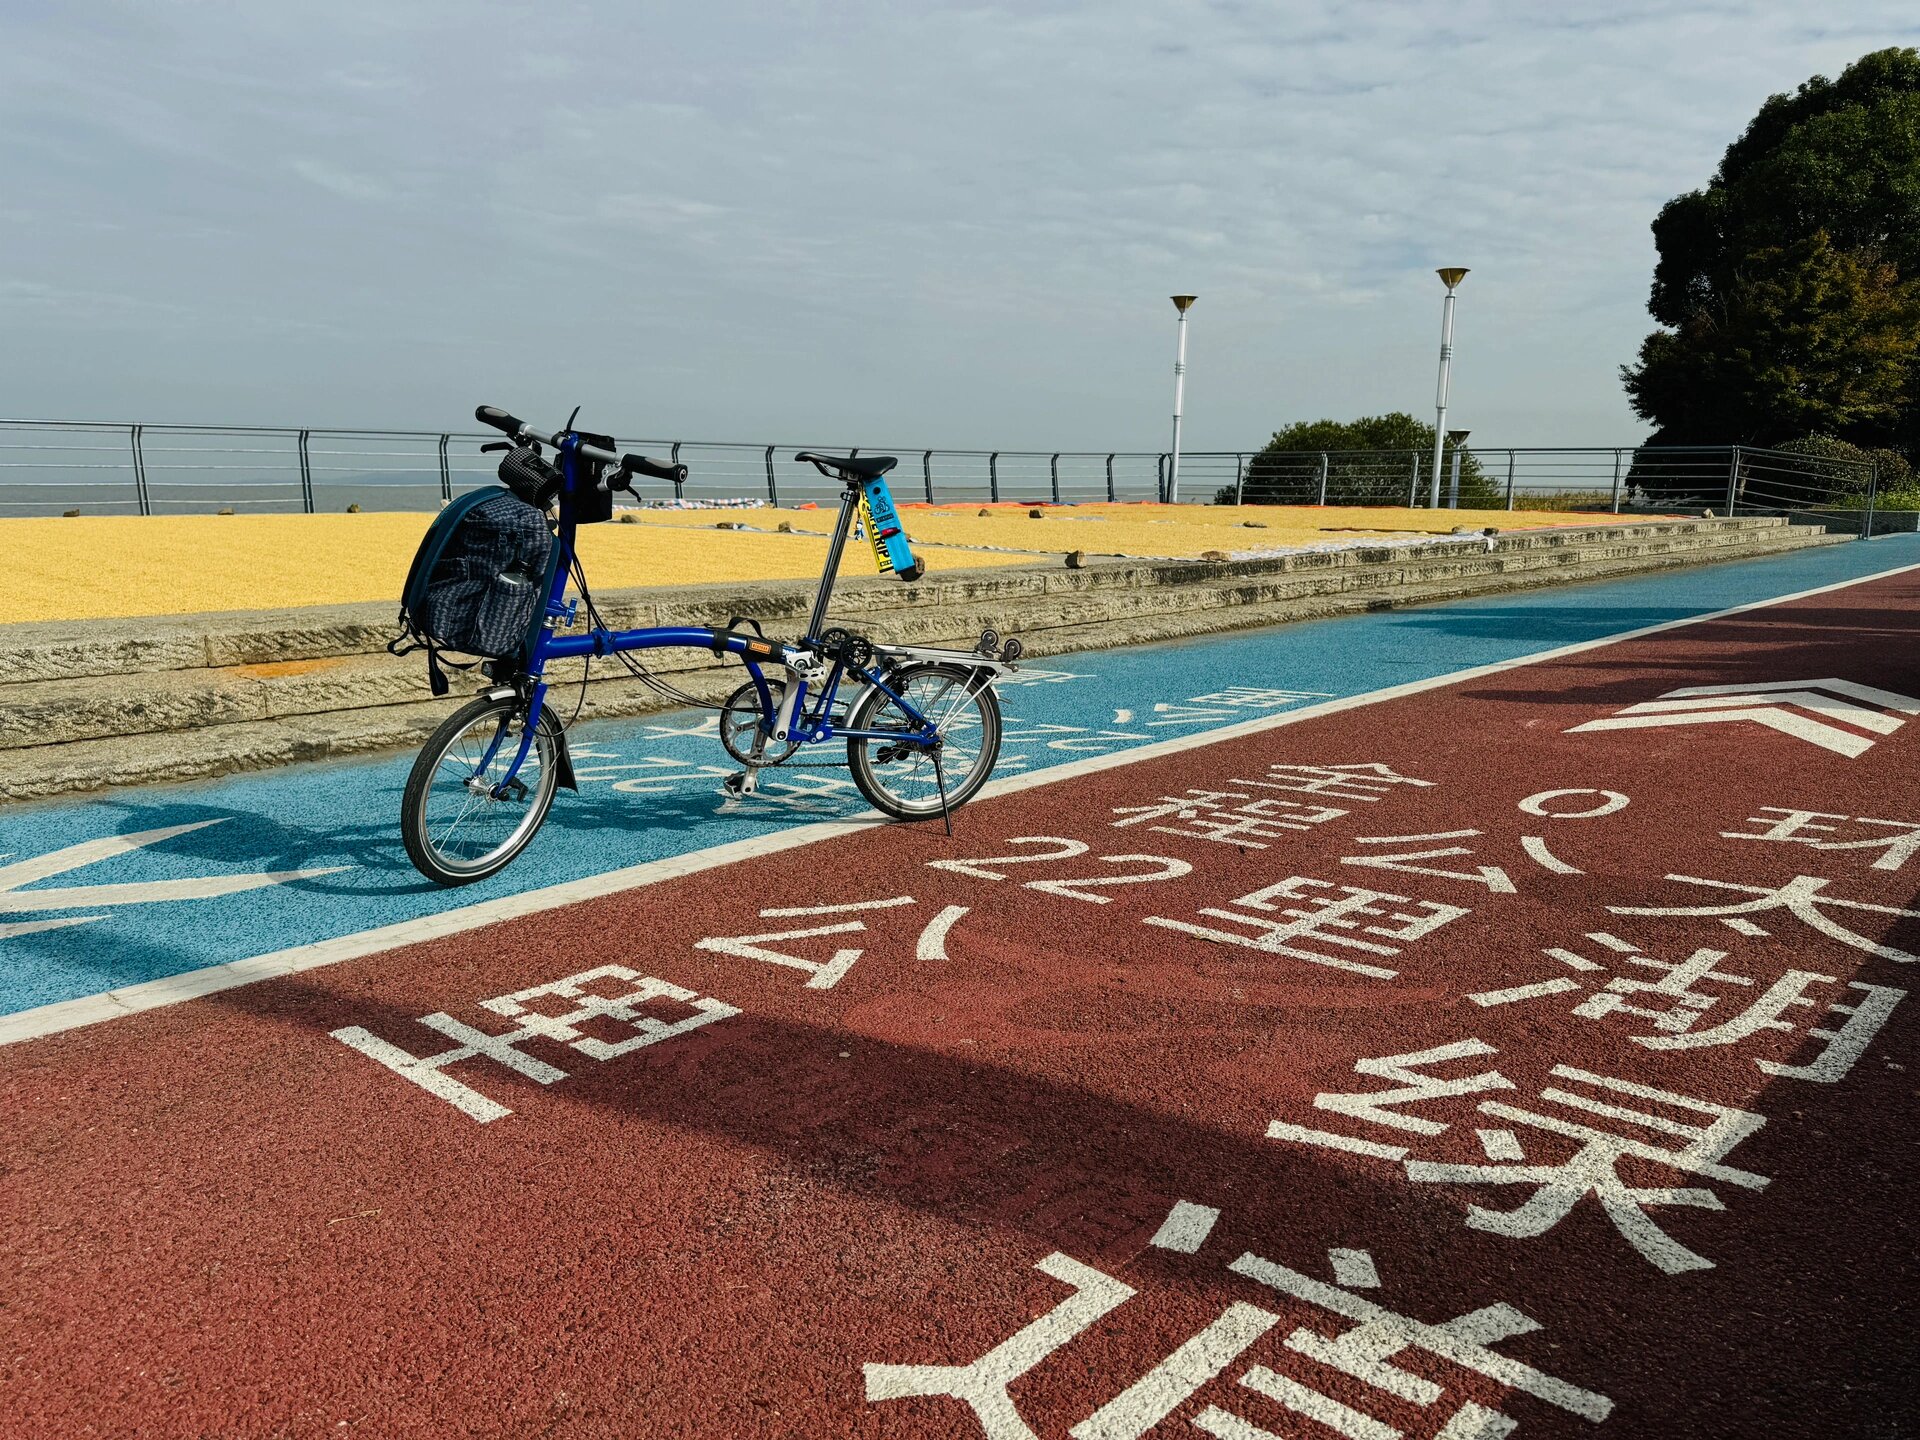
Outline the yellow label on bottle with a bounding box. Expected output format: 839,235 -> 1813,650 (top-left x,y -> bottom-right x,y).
857,494 -> 895,574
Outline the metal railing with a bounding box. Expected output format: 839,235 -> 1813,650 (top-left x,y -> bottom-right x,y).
0,419 -> 1250,516
1233,444 -> 1881,524
0,420 -> 1885,527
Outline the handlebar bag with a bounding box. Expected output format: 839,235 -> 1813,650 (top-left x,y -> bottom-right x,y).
391,486 -> 558,693
498,433 -> 620,522
567,430 -> 619,526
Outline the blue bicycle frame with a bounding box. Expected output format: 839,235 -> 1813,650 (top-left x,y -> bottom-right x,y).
488,434 -> 941,793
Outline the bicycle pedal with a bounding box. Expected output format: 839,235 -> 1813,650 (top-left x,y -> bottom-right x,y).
722,770 -> 760,796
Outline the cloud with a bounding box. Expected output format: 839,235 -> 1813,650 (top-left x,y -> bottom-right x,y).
0,0 -> 1916,448
288,158 -> 389,202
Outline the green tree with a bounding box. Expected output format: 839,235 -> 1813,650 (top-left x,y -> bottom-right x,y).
1624,232 -> 1920,444
1224,412 -> 1495,507
1625,48 -> 1920,451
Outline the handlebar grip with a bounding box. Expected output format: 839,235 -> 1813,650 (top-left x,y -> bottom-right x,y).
475,405 -> 522,435
622,453 -> 689,484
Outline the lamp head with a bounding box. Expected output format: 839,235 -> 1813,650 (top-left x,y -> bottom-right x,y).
1436,267 -> 1469,290
1446,429 -> 1471,446
1170,294 -> 1198,313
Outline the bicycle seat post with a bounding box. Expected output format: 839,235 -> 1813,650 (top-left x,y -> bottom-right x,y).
803,479 -> 862,644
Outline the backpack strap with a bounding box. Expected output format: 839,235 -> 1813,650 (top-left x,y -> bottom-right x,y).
387,626 -> 475,698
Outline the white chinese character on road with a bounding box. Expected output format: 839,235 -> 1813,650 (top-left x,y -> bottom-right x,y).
1143,687 -> 1334,728
1266,1040 -> 1771,1273
1342,829 -> 1517,893
994,667 -> 1089,687
1723,807 -> 1920,871
1000,718 -> 1151,753
1251,762 -> 1436,804
1611,873 -> 1920,961
1146,876 -> 1469,980
1111,789 -> 1345,848
696,895 -> 973,986
1469,932 -> 1906,1083
862,1197 -> 1611,1439
332,965 -> 738,1124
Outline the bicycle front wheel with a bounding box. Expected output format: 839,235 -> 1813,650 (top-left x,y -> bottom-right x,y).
402,696 -> 560,886
846,662 -> 1002,819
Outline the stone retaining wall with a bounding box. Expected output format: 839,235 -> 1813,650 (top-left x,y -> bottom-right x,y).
0,517 -> 1849,801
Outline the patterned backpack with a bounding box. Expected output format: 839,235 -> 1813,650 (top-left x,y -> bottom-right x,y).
391,486 -> 557,694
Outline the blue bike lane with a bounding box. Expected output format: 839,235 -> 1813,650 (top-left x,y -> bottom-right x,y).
6,534 -> 1918,1024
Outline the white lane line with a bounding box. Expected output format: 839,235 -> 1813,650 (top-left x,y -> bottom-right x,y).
7,553 -> 1920,1051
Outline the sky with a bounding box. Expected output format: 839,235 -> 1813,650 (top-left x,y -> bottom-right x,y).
3,1 -> 1918,453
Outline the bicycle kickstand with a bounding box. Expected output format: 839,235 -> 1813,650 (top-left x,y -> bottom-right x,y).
932,747 -> 952,837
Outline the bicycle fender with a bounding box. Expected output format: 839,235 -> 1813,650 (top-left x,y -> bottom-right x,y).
540,704 -> 578,791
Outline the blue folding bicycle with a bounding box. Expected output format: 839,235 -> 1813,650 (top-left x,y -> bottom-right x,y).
398,406 -> 1021,886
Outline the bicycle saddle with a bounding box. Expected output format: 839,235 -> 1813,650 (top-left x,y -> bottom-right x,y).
794,451 -> 897,479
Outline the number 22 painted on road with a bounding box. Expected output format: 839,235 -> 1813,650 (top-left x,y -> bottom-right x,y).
928,836 -> 1192,904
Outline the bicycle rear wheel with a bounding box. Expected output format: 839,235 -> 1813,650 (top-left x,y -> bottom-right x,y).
402,696 -> 560,885
846,662 -> 1002,819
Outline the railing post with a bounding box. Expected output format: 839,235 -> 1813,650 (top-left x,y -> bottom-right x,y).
1407,451 -> 1419,508
1317,451 -> 1329,506
1505,451 -> 1516,511
765,445 -> 778,507
1106,454 -> 1115,502
130,424 -> 150,516
1610,448 -> 1622,513
671,441 -> 684,500
1050,452 -> 1060,504
297,429 -> 314,513
989,452 -> 999,503
1724,445 -> 1740,517
1862,458 -> 1879,540
1158,453 -> 1169,503
437,433 -> 452,503
923,450 -> 933,505
1234,453 -> 1246,506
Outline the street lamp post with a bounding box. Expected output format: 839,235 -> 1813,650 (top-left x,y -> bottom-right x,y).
1429,268 -> 1468,508
1168,295 -> 1197,503
1446,429 -> 1470,509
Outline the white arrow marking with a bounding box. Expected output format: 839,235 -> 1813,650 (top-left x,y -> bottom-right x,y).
1662,677 -> 1920,713
0,819 -> 347,919
1614,692 -> 1903,733
0,916 -> 105,941
1569,706 -> 1876,757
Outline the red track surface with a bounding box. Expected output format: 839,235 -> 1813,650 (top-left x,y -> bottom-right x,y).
7,573 -> 1919,1439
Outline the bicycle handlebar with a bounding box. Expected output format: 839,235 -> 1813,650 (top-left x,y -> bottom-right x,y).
474,404 -> 685,486
622,453 -> 688,484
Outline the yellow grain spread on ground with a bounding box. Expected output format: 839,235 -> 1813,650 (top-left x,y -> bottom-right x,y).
5,503 -> 1624,624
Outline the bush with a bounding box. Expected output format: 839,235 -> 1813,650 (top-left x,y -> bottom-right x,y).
1772,435 -> 1879,497
1219,412 -> 1498,507
1628,434 -> 1912,508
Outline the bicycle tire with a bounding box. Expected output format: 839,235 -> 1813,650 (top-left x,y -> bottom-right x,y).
402,696 -> 560,886
845,662 -> 1002,820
